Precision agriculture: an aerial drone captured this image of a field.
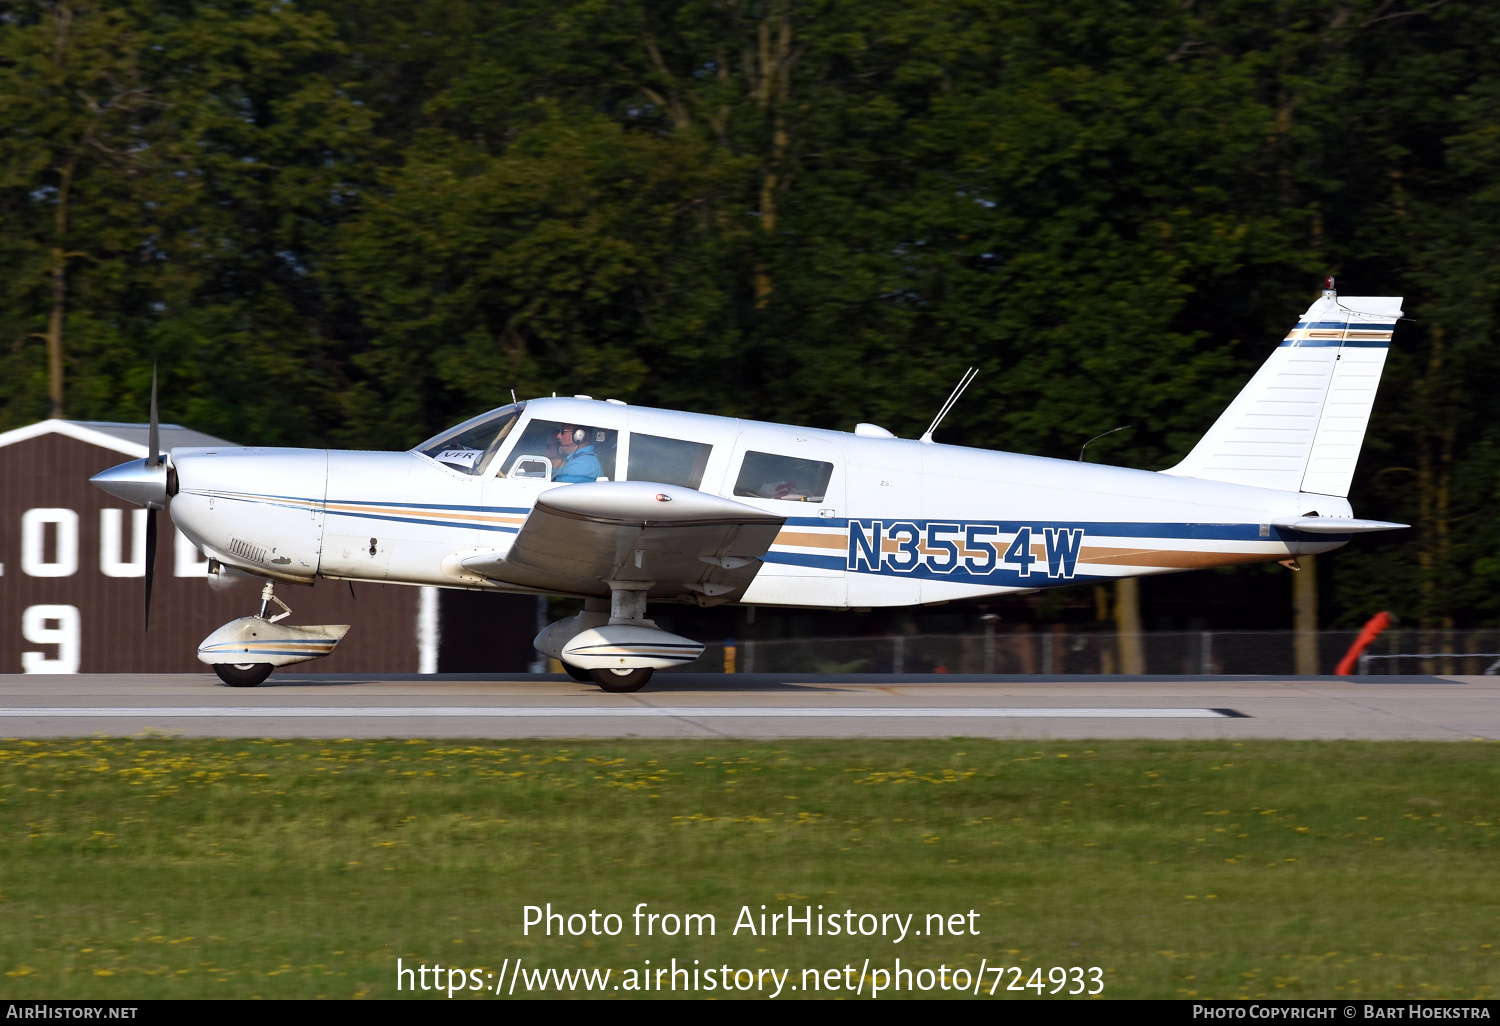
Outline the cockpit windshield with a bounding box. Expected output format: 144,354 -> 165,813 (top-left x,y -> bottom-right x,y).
414,403 -> 525,476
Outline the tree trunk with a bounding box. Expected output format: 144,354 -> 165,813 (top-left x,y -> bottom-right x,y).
1413,329 -> 1455,629
1115,577 -> 1144,674
46,152 -> 79,421
748,2 -> 794,308
1293,553 -> 1318,674
47,251 -> 66,419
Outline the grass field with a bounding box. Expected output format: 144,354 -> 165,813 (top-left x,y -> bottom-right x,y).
0,736 -> 1496,1000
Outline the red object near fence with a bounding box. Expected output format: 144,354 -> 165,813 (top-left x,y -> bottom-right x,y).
1334,611 -> 1393,675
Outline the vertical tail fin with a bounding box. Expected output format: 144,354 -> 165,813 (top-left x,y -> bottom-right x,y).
1162,282 -> 1401,497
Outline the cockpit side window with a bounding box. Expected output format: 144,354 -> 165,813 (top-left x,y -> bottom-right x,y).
415,403 -> 524,476
734,451 -> 834,502
627,434 -> 712,490
499,420 -> 618,483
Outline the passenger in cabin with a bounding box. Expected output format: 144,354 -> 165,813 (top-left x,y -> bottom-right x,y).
734,450 -> 834,502
551,425 -> 604,483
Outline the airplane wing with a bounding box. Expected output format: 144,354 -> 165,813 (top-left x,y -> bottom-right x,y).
468,481 -> 786,601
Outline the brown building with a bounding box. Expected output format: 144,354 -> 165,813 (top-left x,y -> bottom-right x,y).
0,420 -> 538,674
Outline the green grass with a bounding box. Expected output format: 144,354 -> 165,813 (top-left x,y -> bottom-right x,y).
0,736 -> 1497,1000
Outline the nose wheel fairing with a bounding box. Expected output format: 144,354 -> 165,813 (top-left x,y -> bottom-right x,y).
198,583 -> 350,685
197,616 -> 351,668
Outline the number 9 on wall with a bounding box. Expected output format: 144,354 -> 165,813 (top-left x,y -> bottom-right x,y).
22,604 -> 81,674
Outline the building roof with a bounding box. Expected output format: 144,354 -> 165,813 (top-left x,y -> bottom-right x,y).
0,418 -> 237,458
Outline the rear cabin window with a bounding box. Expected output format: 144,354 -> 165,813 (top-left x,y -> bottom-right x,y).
627,434 -> 712,490
499,420 -> 618,483
733,451 -> 834,502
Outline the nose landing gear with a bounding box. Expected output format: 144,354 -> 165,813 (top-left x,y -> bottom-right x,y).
215,661 -> 274,687
198,582 -> 351,687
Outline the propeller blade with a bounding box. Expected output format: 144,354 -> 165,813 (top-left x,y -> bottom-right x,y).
144,507 -> 157,630
147,363 -> 160,467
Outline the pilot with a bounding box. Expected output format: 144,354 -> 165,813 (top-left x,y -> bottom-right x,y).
552,425 -> 603,483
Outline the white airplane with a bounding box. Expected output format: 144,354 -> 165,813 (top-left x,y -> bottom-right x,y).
91,279 -> 1406,691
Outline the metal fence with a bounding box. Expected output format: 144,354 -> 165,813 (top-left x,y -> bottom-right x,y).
664,628 -> 1500,676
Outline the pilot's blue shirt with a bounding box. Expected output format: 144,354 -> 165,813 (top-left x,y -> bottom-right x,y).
555,445 -> 603,483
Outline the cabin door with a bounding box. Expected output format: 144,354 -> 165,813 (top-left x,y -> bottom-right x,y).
726,430 -> 847,607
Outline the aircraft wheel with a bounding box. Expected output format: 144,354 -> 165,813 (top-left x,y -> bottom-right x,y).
561,662 -> 593,683
589,667 -> 654,693
214,662 -> 274,687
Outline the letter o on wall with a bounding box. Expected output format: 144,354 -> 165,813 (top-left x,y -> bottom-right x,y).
21,508 -> 79,577
22,605 -> 81,674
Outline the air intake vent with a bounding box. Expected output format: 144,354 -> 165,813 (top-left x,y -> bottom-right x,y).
227,537 -> 267,564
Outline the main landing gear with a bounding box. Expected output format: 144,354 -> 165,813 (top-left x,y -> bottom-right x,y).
536,585 -> 704,694
587,666 -> 655,693
559,661 -> 655,692
559,656 -> 654,692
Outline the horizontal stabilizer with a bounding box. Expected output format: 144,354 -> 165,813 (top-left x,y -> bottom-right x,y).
1164,289 -> 1401,497
1271,517 -> 1408,534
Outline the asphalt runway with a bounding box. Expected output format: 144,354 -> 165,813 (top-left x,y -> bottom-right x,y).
0,672 -> 1496,740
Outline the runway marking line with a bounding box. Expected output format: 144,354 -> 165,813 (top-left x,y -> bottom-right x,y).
0,706 -> 1244,719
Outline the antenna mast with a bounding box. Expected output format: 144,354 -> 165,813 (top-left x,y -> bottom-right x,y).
1078,425 -> 1132,462
920,367 -> 978,444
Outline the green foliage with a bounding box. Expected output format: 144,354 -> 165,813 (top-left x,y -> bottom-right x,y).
2,0 -> 1499,624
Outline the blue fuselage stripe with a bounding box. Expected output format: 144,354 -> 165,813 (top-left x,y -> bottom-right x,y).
782,518 -> 1314,542
326,499 -> 530,514
765,518 -> 1345,588
324,510 -> 520,533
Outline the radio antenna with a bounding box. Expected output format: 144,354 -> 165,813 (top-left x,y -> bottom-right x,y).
1078,424 -> 1132,462
920,367 -> 977,444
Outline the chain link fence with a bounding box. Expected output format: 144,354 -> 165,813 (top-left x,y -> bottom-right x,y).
666,629 -> 1500,676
